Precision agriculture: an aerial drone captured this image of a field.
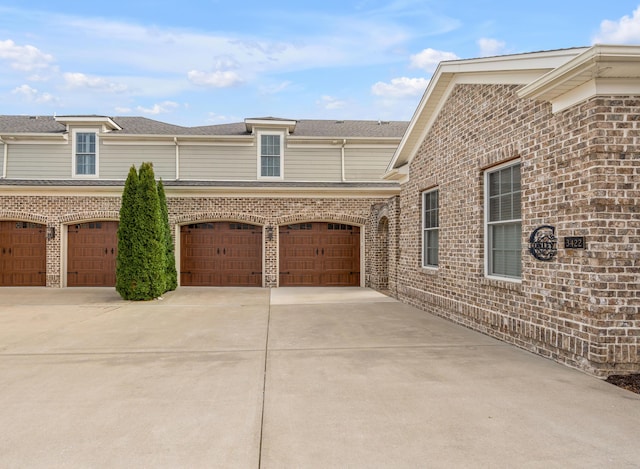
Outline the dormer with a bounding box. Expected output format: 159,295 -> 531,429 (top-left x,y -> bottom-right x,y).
244,117 -> 297,134
54,115 -> 122,133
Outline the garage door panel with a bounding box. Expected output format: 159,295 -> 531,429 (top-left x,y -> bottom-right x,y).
67,222 -> 118,287
279,222 -> 360,287
180,222 -> 262,287
0,221 -> 46,286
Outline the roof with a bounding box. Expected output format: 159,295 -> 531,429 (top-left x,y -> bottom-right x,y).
385,44 -> 640,179
0,115 -> 408,139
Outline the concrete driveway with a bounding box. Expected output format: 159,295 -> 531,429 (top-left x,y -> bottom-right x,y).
0,287 -> 638,468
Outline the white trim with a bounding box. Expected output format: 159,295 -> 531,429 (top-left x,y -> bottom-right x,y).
484,159 -> 522,281
421,188 -> 439,269
71,129 -> 99,179
385,48 -> 588,176
1,138 -> 7,178
257,131 -> 285,180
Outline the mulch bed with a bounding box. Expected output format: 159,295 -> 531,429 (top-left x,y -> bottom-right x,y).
606,374 -> 640,394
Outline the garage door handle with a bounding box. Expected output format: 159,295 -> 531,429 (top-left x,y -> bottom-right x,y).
111,248 -> 114,255
223,248 -> 226,255
322,248 -> 324,255
105,248 -> 108,254
217,248 -> 220,255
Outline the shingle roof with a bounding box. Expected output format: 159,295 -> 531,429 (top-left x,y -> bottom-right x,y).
0,115 -> 408,139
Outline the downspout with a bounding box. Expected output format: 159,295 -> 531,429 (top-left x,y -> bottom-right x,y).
0,137 -> 7,179
174,137 -> 180,180
341,139 -> 346,182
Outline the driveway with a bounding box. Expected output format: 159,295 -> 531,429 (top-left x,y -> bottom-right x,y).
0,287 -> 638,468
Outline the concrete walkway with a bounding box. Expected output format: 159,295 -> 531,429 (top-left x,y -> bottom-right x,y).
0,287 -> 638,468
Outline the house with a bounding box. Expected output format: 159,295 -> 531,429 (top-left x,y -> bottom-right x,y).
0,116 -> 407,289
383,44 -> 640,376
1,43 -> 638,377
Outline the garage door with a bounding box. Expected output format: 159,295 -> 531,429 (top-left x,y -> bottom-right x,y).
279,222 -> 360,286
0,221 -> 46,286
180,222 -> 262,286
67,221 -> 118,287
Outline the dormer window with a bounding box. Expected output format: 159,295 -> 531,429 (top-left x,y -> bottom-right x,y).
260,134 -> 281,177
258,132 -> 284,179
73,130 -> 98,177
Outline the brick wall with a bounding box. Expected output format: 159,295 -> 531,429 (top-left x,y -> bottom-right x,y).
0,193 -> 390,289
394,84 -> 639,376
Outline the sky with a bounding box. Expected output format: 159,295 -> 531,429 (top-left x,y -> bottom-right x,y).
1,1 -> 640,127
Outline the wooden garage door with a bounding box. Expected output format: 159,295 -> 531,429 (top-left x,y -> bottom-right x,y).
0,221 -> 46,286
279,223 -> 360,286
67,221 -> 118,287
180,222 -> 262,286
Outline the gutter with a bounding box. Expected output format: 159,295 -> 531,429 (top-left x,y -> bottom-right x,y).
341,139 -> 347,182
0,137 -> 7,179
174,137 -> 180,180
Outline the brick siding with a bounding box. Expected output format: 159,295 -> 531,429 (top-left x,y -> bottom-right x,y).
388,84 -> 639,376
0,193 -> 391,289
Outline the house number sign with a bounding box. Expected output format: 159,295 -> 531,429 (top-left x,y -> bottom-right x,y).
528,225 -> 557,261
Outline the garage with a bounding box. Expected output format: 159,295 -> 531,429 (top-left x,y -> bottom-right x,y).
279,222 -> 360,286
67,221 -> 118,287
0,221 -> 46,286
180,222 -> 262,286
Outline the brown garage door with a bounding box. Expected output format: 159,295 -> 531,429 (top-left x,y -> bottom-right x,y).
279,222 -> 360,286
180,222 -> 262,286
67,221 -> 118,287
0,221 -> 46,286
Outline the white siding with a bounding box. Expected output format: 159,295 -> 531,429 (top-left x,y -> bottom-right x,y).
0,143 -> 4,177
179,145 -> 256,180
100,143 -> 175,179
285,147 -> 342,181
344,147 -> 395,181
7,143 -> 70,179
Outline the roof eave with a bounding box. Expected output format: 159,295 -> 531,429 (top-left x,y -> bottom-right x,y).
387,47 -> 589,172
517,44 -> 640,102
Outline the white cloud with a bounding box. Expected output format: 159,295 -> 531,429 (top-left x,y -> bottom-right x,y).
317,95 -> 347,110
0,39 -> 55,72
187,70 -> 244,88
136,101 -> 179,115
410,48 -> 459,72
593,6 -> 640,44
206,112 -> 238,123
259,81 -> 292,95
115,106 -> 133,114
371,77 -> 429,98
64,72 -> 128,92
477,38 -> 507,57
12,84 -> 57,103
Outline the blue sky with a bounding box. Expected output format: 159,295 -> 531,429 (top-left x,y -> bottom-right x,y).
1,1 -> 639,126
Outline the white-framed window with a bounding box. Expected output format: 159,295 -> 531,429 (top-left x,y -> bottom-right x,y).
258,132 -> 283,179
485,161 -> 521,279
422,188 -> 439,268
73,129 -> 98,177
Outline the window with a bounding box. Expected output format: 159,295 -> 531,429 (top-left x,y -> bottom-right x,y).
74,131 -> 97,177
259,133 -> 283,178
422,189 -> 439,267
486,162 -> 521,279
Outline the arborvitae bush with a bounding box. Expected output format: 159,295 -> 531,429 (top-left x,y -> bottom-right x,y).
116,165 -> 139,299
116,162 -> 166,300
158,179 -> 177,292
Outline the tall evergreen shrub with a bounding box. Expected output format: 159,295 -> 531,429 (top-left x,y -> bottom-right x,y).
157,179 -> 177,292
116,165 -> 138,298
116,162 -> 166,300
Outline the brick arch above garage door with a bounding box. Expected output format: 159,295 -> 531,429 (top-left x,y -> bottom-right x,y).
279,222 -> 360,287
0,221 -> 46,286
